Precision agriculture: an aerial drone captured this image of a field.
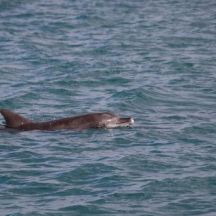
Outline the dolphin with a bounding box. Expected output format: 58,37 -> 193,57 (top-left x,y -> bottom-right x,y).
0,109 -> 134,131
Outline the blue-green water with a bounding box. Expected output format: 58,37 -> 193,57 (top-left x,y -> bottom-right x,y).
0,0 -> 216,215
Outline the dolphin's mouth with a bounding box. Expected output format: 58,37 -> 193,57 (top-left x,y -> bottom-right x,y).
118,117 -> 134,127
105,117 -> 134,128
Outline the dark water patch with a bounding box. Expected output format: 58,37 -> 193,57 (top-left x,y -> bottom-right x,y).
8,182 -> 61,196
56,163 -> 117,185
59,204 -> 110,215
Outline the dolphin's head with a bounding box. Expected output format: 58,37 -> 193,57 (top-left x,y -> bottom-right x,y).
97,112 -> 134,129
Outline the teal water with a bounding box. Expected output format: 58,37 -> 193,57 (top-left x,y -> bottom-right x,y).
0,0 -> 216,215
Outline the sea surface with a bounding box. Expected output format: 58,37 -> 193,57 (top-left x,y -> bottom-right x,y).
0,0 -> 216,215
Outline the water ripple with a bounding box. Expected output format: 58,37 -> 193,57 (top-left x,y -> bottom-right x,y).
1,0 -> 216,215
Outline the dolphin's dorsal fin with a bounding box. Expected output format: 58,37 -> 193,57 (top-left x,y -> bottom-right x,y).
0,109 -> 32,128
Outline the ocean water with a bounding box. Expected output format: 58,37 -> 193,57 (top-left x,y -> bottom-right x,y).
0,0 -> 216,215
